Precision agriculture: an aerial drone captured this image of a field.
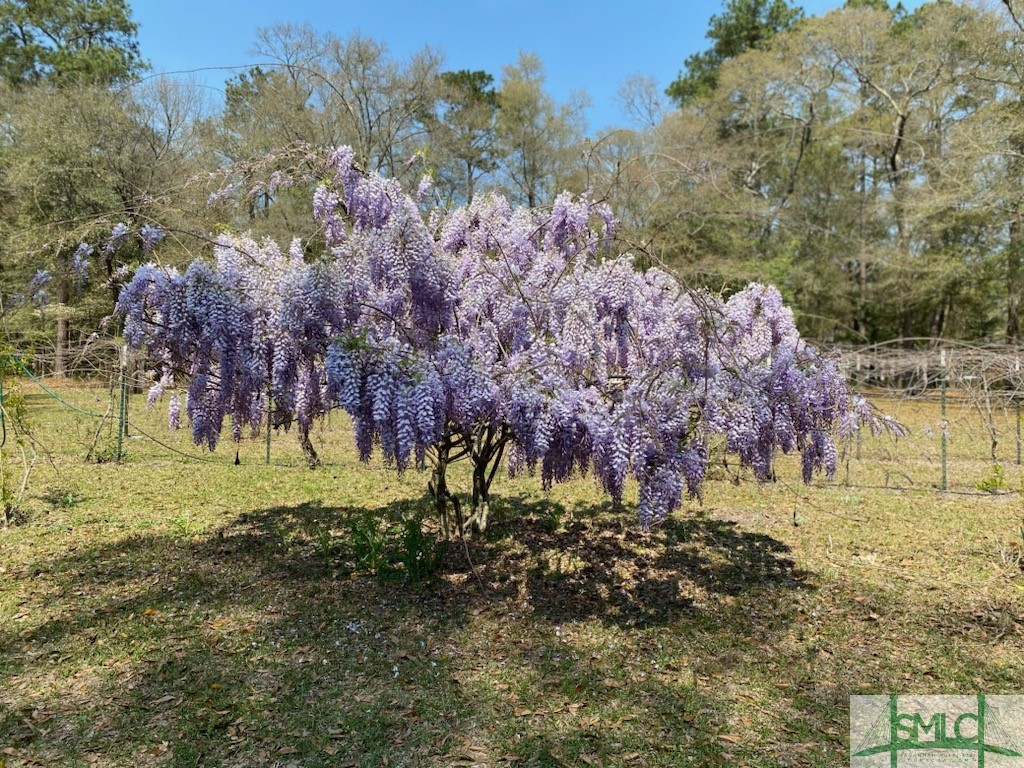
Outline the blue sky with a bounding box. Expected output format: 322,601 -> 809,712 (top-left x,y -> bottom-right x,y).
131,0 -> 922,131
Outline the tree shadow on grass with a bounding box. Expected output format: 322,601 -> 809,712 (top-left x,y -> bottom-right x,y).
206,495 -> 812,643
196,496 -> 810,645
465,495 -> 809,630
5,495 -> 1021,767
4,484 -> 1024,768
0,497 -> 812,767
0,501 -> 483,766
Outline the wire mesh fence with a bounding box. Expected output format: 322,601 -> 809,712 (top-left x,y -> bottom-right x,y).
838,342 -> 1024,494
1,339 -> 312,470
5,339 -> 1024,495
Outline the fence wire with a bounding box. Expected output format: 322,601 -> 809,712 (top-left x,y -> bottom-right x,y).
835,341 -> 1024,493
6,339 -> 1024,493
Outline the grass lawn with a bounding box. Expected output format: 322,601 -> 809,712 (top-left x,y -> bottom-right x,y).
1,380 -> 1023,767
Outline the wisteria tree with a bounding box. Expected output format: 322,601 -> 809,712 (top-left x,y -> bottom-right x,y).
116,145 -> 892,534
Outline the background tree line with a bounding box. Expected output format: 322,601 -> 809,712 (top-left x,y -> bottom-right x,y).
1,0 -> 1022,373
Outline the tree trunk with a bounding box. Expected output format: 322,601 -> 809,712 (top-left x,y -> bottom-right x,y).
470,460 -> 490,534
931,299 -> 947,340
855,134 -> 870,339
298,422 -> 319,468
468,432 -> 505,535
1009,211 -> 1023,343
54,280 -> 70,378
858,258 -> 869,337
430,448 -> 453,539
900,309 -> 914,349
888,113 -> 913,350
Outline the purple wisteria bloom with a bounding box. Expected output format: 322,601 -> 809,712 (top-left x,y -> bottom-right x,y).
116,145 -> 885,526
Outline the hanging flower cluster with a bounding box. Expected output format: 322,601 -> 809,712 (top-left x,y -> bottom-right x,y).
117,146 -> 886,526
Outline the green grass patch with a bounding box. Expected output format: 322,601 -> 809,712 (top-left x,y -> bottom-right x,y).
0,381 -> 1022,766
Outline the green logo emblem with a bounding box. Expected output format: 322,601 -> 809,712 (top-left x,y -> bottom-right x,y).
851,696 -> 1024,767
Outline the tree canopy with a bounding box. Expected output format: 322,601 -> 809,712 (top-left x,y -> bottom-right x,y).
5,0 -> 1024,370
116,149 -> 883,530
0,0 -> 145,86
665,0 -> 803,106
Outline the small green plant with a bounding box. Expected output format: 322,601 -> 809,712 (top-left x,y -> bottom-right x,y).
346,509 -> 390,573
89,442 -> 124,464
42,484 -> 85,511
341,505 -> 440,582
170,513 -> 197,539
269,518 -> 299,549
533,500 -> 564,533
977,464 -> 1006,493
399,514 -> 439,583
308,521 -> 337,564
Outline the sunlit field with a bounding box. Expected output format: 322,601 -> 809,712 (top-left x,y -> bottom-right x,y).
1,380 -> 1023,767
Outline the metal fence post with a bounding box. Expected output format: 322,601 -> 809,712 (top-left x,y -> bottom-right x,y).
265,392 -> 272,466
1017,357 -> 1021,467
940,349 -> 947,491
116,345 -> 128,461
855,354 -> 862,461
